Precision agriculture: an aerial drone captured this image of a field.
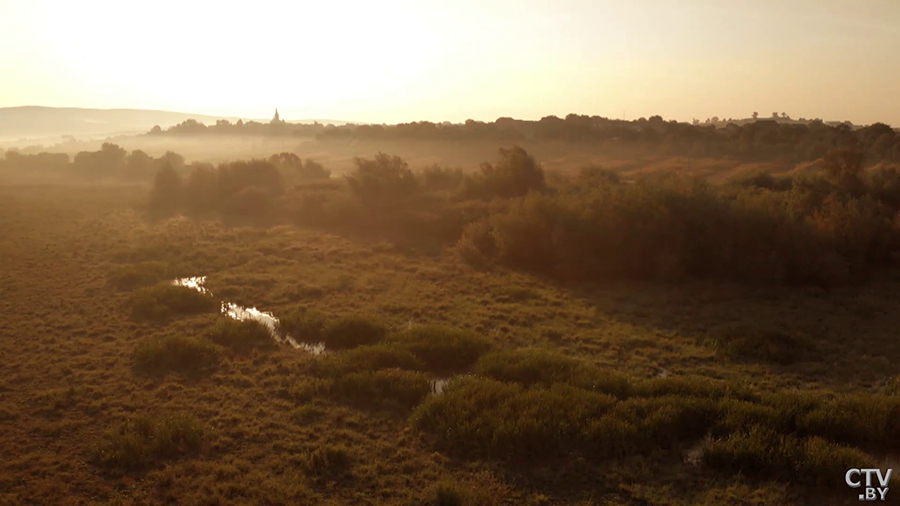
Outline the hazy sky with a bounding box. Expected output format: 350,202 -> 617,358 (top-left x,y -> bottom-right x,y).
2,0 -> 898,125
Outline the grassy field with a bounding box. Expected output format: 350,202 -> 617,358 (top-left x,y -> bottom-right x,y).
2,176 -> 900,505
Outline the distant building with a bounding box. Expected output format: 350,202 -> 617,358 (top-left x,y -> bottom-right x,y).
271,109 -> 284,124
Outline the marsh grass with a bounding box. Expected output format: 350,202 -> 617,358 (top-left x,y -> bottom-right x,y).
389,326 -> 493,373
108,261 -> 171,291
11,181 -> 900,505
320,315 -> 387,349
431,481 -> 466,506
329,369 -> 432,409
302,443 -> 353,479
471,349 -> 582,386
312,344 -> 426,376
797,395 -> 900,451
275,308 -> 329,343
207,318 -> 275,352
129,283 -> 219,322
132,334 -> 221,376
92,413 -> 204,471
708,324 -> 811,364
701,427 -> 872,485
34,386 -> 80,416
413,348 -> 895,482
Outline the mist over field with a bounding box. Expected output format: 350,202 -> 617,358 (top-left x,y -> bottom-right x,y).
3,0 -> 900,504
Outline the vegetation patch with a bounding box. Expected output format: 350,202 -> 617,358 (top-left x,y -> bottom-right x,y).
275,308 -> 329,343
92,413 -> 204,471
108,261 -> 172,291
207,318 -> 275,352
709,324 -> 811,364
320,315 -> 387,349
132,334 -> 221,376
329,369 -> 432,409
390,326 -> 492,373
312,344 -> 426,376
129,283 -> 219,322
701,427 -> 872,486
796,395 -> 900,452
472,349 -> 582,387
301,443 -> 353,479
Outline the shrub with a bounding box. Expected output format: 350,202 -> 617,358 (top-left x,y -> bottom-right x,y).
431,481 -> 466,506
596,395 -> 723,454
577,165 -> 621,186
634,375 -> 756,401
300,158 -> 331,181
313,344 -> 426,376
345,153 -> 418,206
390,326 -> 492,373
207,318 -> 275,352
148,165 -> 183,218
108,261 -> 171,291
797,395 -> 900,451
456,219 -> 496,267
330,369 -> 431,409
462,146 -> 547,199
701,427 -> 872,485
410,378 -> 618,459
92,413 -> 204,470
302,443 -> 353,478
422,164 -> 465,190
455,168 -> 900,287
321,316 -> 386,349
129,283 -> 219,322
472,349 -> 581,386
275,308 -> 329,343
708,324 -> 809,364
735,172 -> 793,191
132,335 -> 221,376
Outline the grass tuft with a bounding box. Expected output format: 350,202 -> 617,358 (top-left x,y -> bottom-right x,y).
129,283 -> 219,322
132,335 -> 221,376
207,318 -> 275,352
313,344 -> 426,376
275,308 -> 329,343
472,349 -> 581,386
330,369 -> 432,409
390,326 -> 492,373
108,261 -> 171,291
302,443 -> 353,479
321,315 -> 387,349
701,427 -> 872,485
92,413 -> 204,471
708,324 -> 810,364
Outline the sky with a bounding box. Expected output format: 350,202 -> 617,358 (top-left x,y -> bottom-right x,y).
1,0 -> 899,125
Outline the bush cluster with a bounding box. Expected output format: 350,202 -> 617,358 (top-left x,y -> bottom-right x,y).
92,413 -> 204,470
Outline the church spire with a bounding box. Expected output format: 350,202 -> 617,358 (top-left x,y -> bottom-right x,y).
272,108 -> 281,123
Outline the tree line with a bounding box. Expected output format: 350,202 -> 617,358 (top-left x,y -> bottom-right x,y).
145,143 -> 900,288
147,114 -> 900,164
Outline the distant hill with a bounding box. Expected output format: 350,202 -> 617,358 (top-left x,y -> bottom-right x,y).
0,106 -> 357,142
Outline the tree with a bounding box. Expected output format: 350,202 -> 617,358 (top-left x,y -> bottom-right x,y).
772,112 -> 779,119
752,112 -> 759,119
148,164 -> 184,218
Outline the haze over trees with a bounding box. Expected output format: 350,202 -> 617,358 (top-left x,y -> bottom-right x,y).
6,107 -> 900,505
148,114 -> 900,165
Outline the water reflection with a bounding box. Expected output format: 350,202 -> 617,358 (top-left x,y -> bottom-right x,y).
172,277 -> 449,392
172,276 -> 325,355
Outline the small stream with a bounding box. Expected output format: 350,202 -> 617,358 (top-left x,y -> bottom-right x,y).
173,277 -> 325,355
173,277 -> 451,394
